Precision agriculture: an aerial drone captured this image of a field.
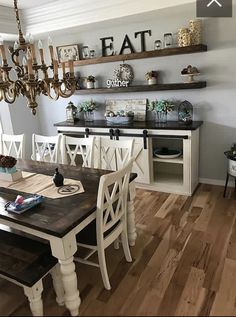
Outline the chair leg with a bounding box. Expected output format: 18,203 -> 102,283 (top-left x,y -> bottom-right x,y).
50,264 -> 65,306
223,173 -> 229,198
121,226 -> 132,263
235,178 -> 236,192
97,247 -> 111,290
114,238 -> 120,250
23,280 -> 43,316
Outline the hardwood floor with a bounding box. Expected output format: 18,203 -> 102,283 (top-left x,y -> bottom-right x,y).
1,184 -> 236,316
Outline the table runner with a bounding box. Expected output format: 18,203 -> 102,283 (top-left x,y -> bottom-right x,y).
0,171 -> 85,199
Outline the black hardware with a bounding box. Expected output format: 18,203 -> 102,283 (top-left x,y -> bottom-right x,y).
151,135 -> 188,140
143,130 -> 148,149
109,129 -> 114,140
115,129 -> 120,140
85,128 -> 90,138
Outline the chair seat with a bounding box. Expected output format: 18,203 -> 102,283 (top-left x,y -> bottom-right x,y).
76,219 -> 120,246
0,230 -> 57,287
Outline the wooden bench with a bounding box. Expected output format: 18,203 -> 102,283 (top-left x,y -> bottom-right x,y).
0,229 -> 64,316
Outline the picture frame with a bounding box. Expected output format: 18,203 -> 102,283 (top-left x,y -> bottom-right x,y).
56,44 -> 80,63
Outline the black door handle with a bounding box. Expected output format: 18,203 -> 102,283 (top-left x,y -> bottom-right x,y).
115,129 -> 120,140
143,130 -> 148,149
109,129 -> 114,140
85,128 -> 89,138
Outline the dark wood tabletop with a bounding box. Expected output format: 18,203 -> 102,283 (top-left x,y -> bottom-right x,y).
0,160 -> 137,238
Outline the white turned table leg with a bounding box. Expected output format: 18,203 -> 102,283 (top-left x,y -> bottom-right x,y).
127,181 -> 137,247
51,264 -> 65,306
59,258 -> 81,316
23,280 -> 43,316
50,233 -> 81,316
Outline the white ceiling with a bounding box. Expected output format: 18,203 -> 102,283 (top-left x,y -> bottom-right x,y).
0,0 -> 58,9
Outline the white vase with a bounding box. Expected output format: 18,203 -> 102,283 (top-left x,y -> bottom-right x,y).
148,78 -> 157,85
87,81 -> 94,89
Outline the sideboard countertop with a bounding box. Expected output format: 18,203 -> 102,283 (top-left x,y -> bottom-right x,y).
54,120 -> 203,131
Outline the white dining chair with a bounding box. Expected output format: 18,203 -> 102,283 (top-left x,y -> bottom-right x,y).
97,137 -> 134,171
0,133 -> 25,159
75,158 -> 134,290
32,134 -> 61,163
61,135 -> 95,167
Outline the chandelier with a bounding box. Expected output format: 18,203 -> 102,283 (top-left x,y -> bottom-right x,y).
0,0 -> 77,115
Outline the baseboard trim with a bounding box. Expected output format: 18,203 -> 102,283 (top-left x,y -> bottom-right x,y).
199,178 -> 234,187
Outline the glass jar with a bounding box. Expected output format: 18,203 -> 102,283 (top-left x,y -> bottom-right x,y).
82,46 -> 90,59
164,33 -> 173,48
178,100 -> 193,124
154,40 -> 162,50
90,50 -> 95,58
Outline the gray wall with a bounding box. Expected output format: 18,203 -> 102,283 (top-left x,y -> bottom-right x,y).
2,2 -> 236,183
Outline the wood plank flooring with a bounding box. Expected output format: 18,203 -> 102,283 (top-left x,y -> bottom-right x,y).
1,184 -> 236,316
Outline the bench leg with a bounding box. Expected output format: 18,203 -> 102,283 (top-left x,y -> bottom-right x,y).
23,280 -> 43,316
51,264 -> 65,306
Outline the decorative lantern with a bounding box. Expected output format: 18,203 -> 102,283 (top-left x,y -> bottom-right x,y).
178,100 -> 193,124
66,101 -> 77,123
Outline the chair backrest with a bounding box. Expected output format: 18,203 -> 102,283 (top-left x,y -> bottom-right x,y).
97,138 -> 134,171
32,134 -> 61,163
61,135 -> 95,167
0,133 -> 25,159
96,158 -> 134,239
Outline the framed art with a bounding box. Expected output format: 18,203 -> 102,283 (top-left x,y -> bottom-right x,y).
56,44 -> 80,62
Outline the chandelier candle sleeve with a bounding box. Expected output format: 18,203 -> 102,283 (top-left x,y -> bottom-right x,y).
61,62 -> 66,77
0,38 -> 7,65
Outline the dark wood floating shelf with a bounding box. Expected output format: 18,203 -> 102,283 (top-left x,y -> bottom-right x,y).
75,81 -> 207,95
61,44 -> 207,67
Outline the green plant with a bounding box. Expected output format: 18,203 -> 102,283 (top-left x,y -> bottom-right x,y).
78,99 -> 96,112
87,75 -> 95,83
148,99 -> 175,113
145,71 -> 158,80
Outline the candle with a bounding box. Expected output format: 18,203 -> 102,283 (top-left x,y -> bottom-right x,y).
38,40 -> 45,64
61,61 -> 66,77
48,35 -> 54,63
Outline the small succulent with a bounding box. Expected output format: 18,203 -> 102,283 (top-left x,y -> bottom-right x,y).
105,110 -> 134,118
86,75 -> 96,83
148,99 -> 175,113
145,71 -> 158,80
78,99 -> 96,112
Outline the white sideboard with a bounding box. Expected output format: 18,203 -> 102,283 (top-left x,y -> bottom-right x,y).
55,121 -> 202,196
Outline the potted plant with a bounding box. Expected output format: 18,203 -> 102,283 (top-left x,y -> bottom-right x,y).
145,71 -> 158,85
148,99 -> 174,123
78,99 -> 96,121
86,75 -> 96,89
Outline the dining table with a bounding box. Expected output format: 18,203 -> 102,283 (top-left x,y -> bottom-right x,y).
0,159 -> 137,316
